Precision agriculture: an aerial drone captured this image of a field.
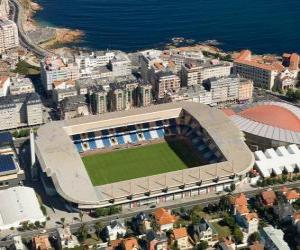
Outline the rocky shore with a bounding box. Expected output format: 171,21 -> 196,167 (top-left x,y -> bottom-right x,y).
20,0 -> 84,50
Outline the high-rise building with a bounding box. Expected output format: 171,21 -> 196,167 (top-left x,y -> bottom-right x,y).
137,83 -> 152,107
40,56 -> 80,91
154,71 -> 181,99
108,52 -> 132,78
0,19 -> 19,53
89,85 -> 108,114
0,93 -> 43,130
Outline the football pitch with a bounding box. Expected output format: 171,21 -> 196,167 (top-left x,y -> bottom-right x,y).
82,140 -> 203,186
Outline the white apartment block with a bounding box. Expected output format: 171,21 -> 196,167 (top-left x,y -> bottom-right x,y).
9,77 -> 35,95
40,57 -> 80,91
0,19 -> 19,53
108,52 -> 132,78
0,93 -> 43,130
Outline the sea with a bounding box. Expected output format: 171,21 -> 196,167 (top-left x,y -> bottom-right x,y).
35,0 -> 300,54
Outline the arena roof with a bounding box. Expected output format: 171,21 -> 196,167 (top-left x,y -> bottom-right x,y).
229,102 -> 300,144
35,102 -> 254,207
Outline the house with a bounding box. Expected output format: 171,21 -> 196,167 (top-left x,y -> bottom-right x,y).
171,228 -> 192,250
281,187 -> 300,204
292,211 -> 300,234
192,218 -> 218,246
217,237 -> 236,250
238,213 -> 259,235
32,235 -> 53,250
145,230 -> 168,250
273,202 -> 294,222
154,208 -> 176,231
132,212 -> 152,234
261,190 -> 277,206
249,241 -> 264,250
261,226 -> 290,250
57,226 -> 80,249
229,193 -> 249,215
121,237 -> 140,250
12,235 -> 29,250
105,219 -> 127,241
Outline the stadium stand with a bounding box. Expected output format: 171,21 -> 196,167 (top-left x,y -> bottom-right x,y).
71,117 -> 221,164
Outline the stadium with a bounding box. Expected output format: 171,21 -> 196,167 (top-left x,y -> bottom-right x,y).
224,101 -> 300,150
34,102 -> 254,209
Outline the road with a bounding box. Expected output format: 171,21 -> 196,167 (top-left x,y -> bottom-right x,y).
1,181 -> 300,247
9,0 -> 50,58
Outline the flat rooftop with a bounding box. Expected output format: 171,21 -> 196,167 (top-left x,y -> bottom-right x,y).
35,102 -> 254,206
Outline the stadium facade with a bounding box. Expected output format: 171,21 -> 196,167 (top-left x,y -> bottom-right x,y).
34,102 -> 254,209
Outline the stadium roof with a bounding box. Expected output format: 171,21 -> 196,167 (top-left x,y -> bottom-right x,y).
229,102 -> 300,144
35,102 -> 254,206
0,186 -> 45,230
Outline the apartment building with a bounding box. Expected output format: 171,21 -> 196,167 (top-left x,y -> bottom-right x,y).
234,50 -> 284,90
108,52 -> 132,78
154,71 -> 180,99
0,93 -> 43,130
75,50 -> 115,69
40,56 -> 80,91
60,95 -> 89,120
181,59 -> 232,86
89,85 -> 108,114
136,83 -> 152,107
0,19 -> 19,53
9,77 -> 35,95
238,79 -> 254,101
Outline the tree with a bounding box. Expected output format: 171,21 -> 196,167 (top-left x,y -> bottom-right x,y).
78,223 -> 88,242
34,221 -> 41,228
197,241 -> 208,250
94,222 -> 103,238
232,226 -> 243,243
248,232 -> 261,244
230,183 -> 236,191
219,195 -> 231,212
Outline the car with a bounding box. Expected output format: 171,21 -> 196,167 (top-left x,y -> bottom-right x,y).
149,204 -> 156,208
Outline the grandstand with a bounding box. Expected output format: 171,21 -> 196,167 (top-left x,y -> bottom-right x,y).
35,102 -> 254,209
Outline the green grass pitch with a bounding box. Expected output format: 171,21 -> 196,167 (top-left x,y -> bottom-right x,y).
82,140 -> 202,186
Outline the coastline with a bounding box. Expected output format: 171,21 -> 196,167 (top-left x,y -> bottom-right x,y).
20,0 -> 84,51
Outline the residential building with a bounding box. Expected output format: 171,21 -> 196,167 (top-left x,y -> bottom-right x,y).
132,212 -> 152,234
238,79 -> 254,102
146,231 -> 168,250
89,85 -> 108,114
32,235 -> 53,250
154,208 -> 176,231
40,56 -> 80,91
154,71 -> 180,99
0,186 -> 45,230
229,193 -> 249,215
261,226 -> 290,250
60,95 -> 89,120
0,75 -> 9,96
9,77 -> 35,95
0,93 -> 43,130
57,226 -> 80,249
121,237 -> 140,250
53,87 -> 77,104
192,219 -> 218,246
108,52 -> 132,78
136,83 -> 152,107
171,228 -> 192,250
281,187 -> 300,204
292,211 -> 300,234
12,235 -> 29,250
0,132 -> 24,189
181,59 -> 232,86
240,213 -> 259,235
104,219 -> 127,241
0,19 -> 19,53
234,50 -> 285,90
261,190 -> 277,206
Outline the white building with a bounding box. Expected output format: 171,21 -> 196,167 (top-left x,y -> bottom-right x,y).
261,226 -> 290,250
0,18 -> 19,53
57,226 -> 80,249
104,219 -> 127,241
9,77 -> 35,95
40,56 -> 80,91
0,186 -> 45,230
254,144 -> 300,178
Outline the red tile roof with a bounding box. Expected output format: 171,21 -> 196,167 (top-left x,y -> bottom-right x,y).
155,208 -> 176,225
261,190 -> 277,205
173,228 -> 188,239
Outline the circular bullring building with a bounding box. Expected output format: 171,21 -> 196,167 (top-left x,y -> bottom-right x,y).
224,102 -> 300,150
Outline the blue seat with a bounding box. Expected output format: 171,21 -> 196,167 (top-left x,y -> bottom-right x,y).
156,120 -> 164,127
116,135 -> 125,145
102,137 -> 111,147
156,128 -> 165,138
75,142 -> 84,153
102,129 -> 109,136
143,130 -> 152,140
129,132 -> 138,142
72,134 -> 81,142
87,132 -> 97,149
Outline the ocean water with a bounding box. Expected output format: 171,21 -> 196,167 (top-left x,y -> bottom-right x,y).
35,0 -> 300,54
